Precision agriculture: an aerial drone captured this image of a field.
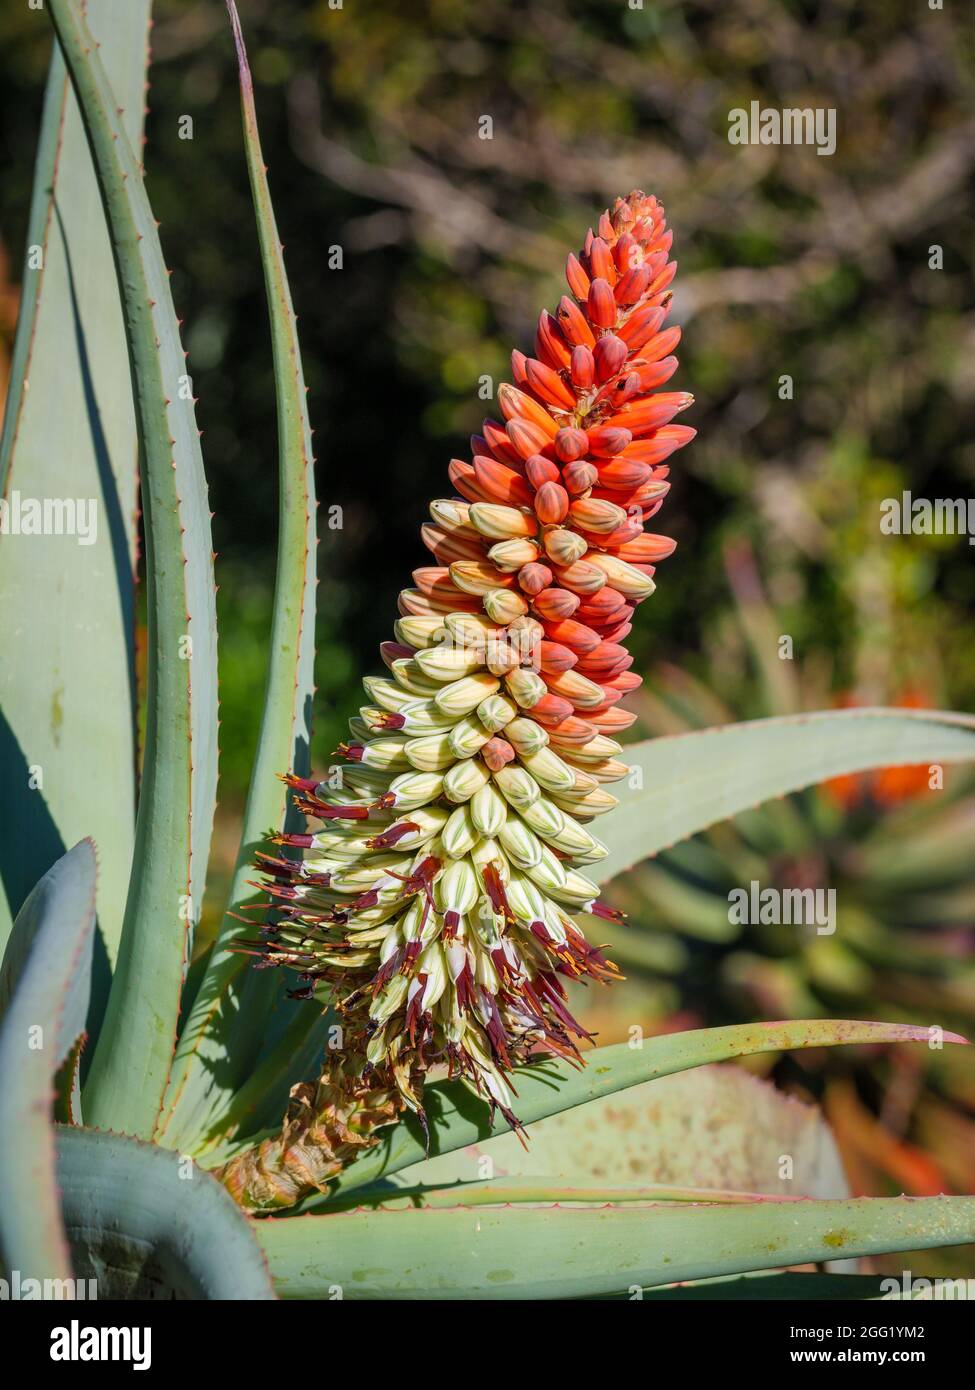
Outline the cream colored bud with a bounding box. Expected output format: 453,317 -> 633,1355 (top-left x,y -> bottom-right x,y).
362,676 -> 416,713
388,769 -> 445,809
468,502 -> 538,540
505,667 -> 547,709
436,857 -> 480,914
484,637 -> 521,677
414,643 -> 485,683
569,497 -> 627,533
493,765 -> 541,810
443,756 -> 491,804
524,844 -> 569,892
449,560 -> 512,596
434,672 -> 500,717
477,693 -> 517,733
394,615 -> 446,649
404,732 -> 455,772
357,738 -> 410,771
551,787 -> 619,817
441,804 -> 481,859
543,527 -> 588,566
520,794 -> 565,839
390,658 -> 443,695
549,869 -> 601,906
557,734 -> 624,765
506,874 -> 546,922
586,552 -> 656,599
546,813 -> 601,856
518,744 -> 578,793
429,498 -> 474,531
445,612 -> 498,648
498,814 -> 543,868
470,782 -> 508,837
488,538 -> 539,572
504,716 -> 549,756
483,587 -> 529,624
447,714 -> 493,758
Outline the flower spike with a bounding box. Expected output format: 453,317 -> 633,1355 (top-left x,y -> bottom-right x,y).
226,192 -> 695,1203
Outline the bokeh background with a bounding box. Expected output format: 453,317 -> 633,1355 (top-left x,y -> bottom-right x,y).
2,0 -> 975,1271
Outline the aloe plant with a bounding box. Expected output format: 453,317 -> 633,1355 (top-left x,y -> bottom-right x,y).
0,0 -> 973,1301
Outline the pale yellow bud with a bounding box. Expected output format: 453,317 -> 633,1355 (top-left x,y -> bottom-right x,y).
388,770 -> 445,810
524,844 -> 568,892
357,738 -> 409,770
468,502 -> 538,540
517,744 -> 577,793
362,676 -> 416,713
404,732 -> 456,772
498,814 -> 543,868
447,714 -> 492,758
441,803 -> 480,859
390,659 -> 443,695
445,612 -> 498,648
477,693 -> 517,733
435,857 -> 480,914
504,667 -> 547,709
506,874 -> 546,922
543,527 -> 588,566
483,587 -> 529,624
587,552 -> 656,599
504,716 -> 549,756
493,765 -> 541,810
557,734 -> 624,765
550,868 -> 601,906
429,498 -> 474,532
470,782 -> 508,837
394,615 -> 446,649
487,537 -> 539,572
551,787 -> 619,817
449,560 -> 511,596
434,672 -> 500,717
443,756 -> 491,804
414,643 -> 484,684
520,794 -> 565,838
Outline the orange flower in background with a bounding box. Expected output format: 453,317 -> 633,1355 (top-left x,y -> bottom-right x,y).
252,192 -> 696,1130
825,689 -> 937,809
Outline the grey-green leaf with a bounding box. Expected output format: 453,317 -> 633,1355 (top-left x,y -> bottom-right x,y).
315,1018 -> 963,1202
595,707 -> 975,885
158,0 -> 319,1153
257,1194 -> 975,1300
45,0 -> 220,1138
0,841 -> 97,1283
56,1126 -> 275,1299
0,0 -> 150,981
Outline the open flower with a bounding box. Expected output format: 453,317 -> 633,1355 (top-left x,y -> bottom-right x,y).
253,190 -> 694,1134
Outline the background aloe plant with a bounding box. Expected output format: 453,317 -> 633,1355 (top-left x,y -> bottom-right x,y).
0,0 -> 973,1301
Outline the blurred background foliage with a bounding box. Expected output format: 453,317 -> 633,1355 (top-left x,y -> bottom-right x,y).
2,0 -> 975,1266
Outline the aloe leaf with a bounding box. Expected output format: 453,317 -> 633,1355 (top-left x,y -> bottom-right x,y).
0,2 -> 151,981
393,1065 -> 850,1201
55,1126 -> 275,1299
595,708 -> 975,886
45,0 -> 219,1138
0,841 -> 97,1283
313,1018 -> 963,1202
157,0 -> 319,1151
257,1194 -> 975,1300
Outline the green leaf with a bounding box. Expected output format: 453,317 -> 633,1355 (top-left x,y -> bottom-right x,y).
0,841 -> 97,1284
393,1066 -> 850,1201
0,1 -> 151,978
595,707 -> 975,885
55,1127 -> 275,1299
257,1194 -> 975,1300
45,0 -> 219,1138
313,1018 -> 963,1203
158,1 -> 319,1152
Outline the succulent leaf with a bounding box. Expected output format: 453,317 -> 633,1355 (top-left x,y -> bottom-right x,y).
0,0 -> 151,975
157,0 -> 321,1153
0,841 -> 97,1284
46,0 -> 219,1138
